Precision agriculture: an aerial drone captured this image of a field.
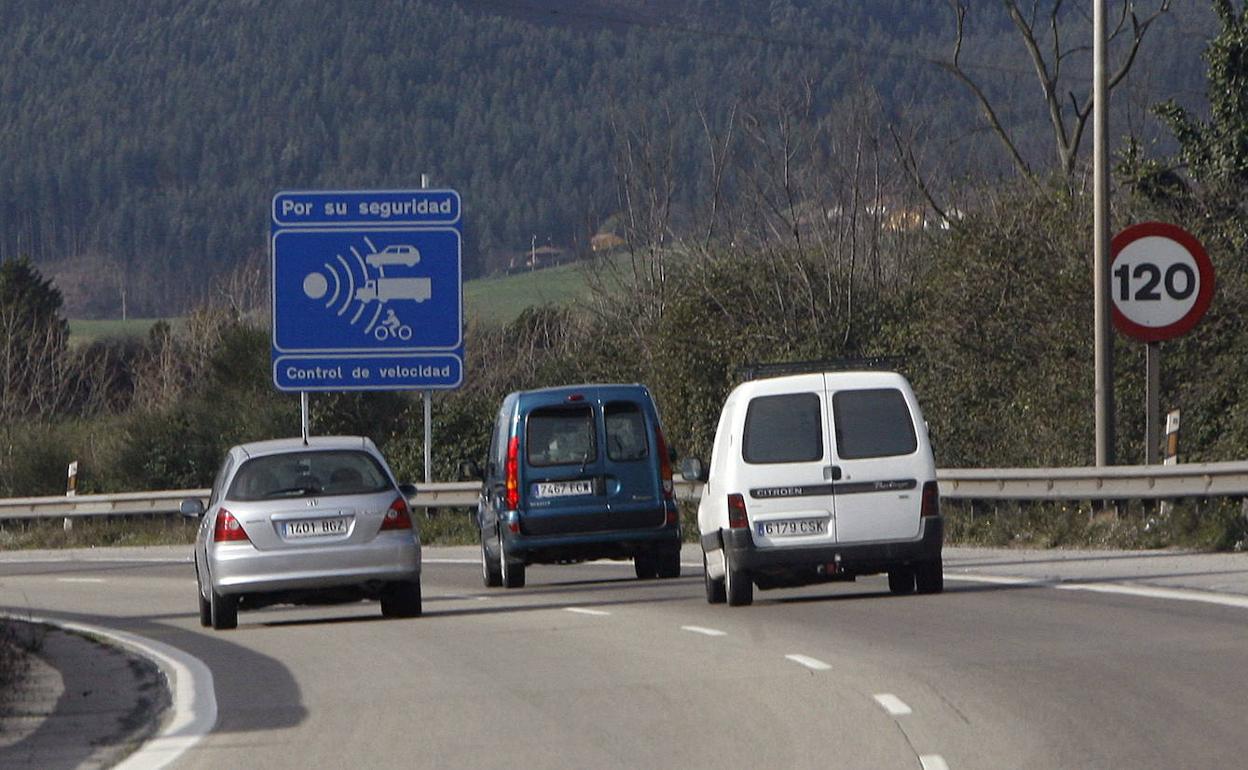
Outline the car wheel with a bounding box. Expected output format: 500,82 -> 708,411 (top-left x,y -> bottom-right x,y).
724,548 -> 753,607
481,534 -> 503,588
500,538 -> 526,589
210,587 -> 238,631
703,550 -> 726,604
196,574 -> 211,628
656,545 -> 681,579
633,550 -> 658,579
915,558 -> 944,594
381,580 -> 423,618
888,568 -> 916,595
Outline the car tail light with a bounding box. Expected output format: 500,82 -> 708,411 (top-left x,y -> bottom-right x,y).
505,435 -> 520,510
728,494 -> 749,529
213,508 -> 250,543
381,495 -> 413,531
655,426 -> 674,500
921,481 -> 940,517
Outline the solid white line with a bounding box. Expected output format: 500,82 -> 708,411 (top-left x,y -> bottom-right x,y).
949,573 -> 1248,611
56,577 -> 106,583
785,654 -> 831,671
422,558 -> 488,565
920,755 -> 950,770
3,613 -> 216,770
873,693 -> 913,716
681,625 -> 727,637
564,607 -> 611,616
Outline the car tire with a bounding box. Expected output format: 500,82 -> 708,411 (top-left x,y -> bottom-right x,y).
634,550 -> 658,579
724,548 -> 753,607
210,588 -> 238,631
197,576 -> 212,628
888,568 -> 916,595
703,550 -> 726,604
381,580 -> 423,618
915,558 -> 944,594
481,534 -> 503,588
656,545 -> 681,579
500,539 -> 526,589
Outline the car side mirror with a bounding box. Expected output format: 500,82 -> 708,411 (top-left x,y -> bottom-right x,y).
180,498 -> 205,518
398,483 -> 418,498
680,457 -> 708,483
459,459 -> 483,481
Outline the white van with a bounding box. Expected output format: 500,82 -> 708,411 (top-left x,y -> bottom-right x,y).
684,366 -> 942,606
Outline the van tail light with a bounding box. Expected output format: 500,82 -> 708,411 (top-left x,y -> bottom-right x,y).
213,508 -> 250,543
727,494 -> 749,529
920,481 -> 940,517
655,426 -> 674,500
381,495 -> 413,531
505,435 -> 520,510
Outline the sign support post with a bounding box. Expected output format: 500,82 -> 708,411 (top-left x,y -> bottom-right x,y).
1145,343 -> 1160,464
301,391 -> 310,445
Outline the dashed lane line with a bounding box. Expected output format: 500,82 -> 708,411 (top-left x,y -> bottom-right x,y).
873,693 -> 913,716
564,607 -> 611,616
56,577 -> 106,583
681,625 -> 727,637
920,755 -> 950,770
784,654 -> 831,671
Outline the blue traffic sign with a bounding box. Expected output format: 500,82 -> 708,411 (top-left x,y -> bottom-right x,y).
271,190 -> 464,392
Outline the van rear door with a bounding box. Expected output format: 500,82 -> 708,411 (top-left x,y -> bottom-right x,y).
825,380 -> 924,543
601,399 -> 664,526
736,375 -> 837,548
519,402 -> 606,535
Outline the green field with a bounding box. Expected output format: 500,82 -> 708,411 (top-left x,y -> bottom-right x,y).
67,262 -> 600,342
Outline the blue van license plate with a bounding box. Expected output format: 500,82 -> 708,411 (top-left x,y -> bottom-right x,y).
533,480 -> 594,498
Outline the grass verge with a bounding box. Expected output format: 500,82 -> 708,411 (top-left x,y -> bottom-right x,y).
0,517 -> 198,550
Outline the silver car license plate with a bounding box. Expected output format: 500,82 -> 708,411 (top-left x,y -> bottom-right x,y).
283,516 -> 350,539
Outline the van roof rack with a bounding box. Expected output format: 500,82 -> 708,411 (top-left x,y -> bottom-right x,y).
737,357 -> 904,381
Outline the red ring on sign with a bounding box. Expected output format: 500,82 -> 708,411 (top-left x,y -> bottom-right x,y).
1110,221 -> 1214,343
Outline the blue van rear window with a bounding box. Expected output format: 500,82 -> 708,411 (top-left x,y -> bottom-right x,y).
605,402 -> 649,461
527,406 -> 597,466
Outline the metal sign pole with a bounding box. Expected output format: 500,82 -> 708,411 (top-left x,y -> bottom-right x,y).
301,391 -> 310,445
1093,0 -> 1115,466
1145,343 -> 1160,464
423,392 -> 432,484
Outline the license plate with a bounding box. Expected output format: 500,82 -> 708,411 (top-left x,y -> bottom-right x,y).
532,480 -> 593,499
283,516 -> 350,539
757,518 -> 828,537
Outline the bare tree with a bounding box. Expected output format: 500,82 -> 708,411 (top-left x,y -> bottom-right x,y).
941,0 -> 1172,178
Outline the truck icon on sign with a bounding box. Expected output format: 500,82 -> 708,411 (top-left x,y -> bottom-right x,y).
355,277 -> 432,303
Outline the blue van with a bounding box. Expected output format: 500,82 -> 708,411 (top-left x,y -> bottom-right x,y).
472,384 -> 682,588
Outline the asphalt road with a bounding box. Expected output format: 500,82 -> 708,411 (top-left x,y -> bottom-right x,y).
2,545 -> 1248,769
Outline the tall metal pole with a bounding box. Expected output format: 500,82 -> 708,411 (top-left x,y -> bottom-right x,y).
301,391 -> 310,445
420,173 -> 433,484
1093,0 -> 1115,466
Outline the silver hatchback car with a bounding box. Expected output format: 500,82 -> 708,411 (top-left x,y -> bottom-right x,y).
182,436 -> 422,630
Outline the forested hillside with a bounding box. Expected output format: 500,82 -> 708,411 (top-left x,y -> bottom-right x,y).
0,0 -> 1212,317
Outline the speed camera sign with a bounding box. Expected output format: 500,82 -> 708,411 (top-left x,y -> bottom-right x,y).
1110,222 -> 1214,342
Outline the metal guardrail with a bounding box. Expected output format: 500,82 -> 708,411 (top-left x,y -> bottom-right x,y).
3,461 -> 1248,522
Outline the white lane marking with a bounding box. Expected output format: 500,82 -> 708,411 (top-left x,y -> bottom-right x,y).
564,607 -> 611,616
57,577 -> 106,583
2,612 -> 216,770
920,755 -> 949,770
681,625 -> 727,637
949,574 -> 1248,611
423,558 -> 487,565
785,654 -> 831,671
873,693 -> 913,716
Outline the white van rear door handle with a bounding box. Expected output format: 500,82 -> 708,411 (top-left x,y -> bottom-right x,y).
824,466 -> 842,481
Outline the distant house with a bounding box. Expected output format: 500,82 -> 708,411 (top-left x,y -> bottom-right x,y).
590,232 -> 625,253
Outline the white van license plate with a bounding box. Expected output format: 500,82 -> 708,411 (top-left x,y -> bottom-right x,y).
533,480 -> 593,498
283,517 -> 350,539
757,518 -> 828,537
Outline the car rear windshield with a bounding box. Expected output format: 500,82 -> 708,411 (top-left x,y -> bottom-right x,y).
527,406 -> 597,466
743,393 -> 824,464
227,450 -> 392,501
832,388 -> 918,459
605,401 -> 649,461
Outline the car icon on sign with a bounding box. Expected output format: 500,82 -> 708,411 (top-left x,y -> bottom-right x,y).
366,244 -> 421,268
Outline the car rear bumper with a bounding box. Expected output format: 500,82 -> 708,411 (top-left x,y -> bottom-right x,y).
705,517 -> 943,576
208,535 -> 421,595
503,521 -> 682,564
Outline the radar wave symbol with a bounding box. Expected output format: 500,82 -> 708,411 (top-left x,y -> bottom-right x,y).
302,253 -> 368,322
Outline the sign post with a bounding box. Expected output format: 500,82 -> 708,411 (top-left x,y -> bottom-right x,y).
1110,222 -> 1214,464
271,189 -> 464,450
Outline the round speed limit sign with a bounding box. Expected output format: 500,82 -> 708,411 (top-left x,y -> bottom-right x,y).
1110,222 -> 1214,342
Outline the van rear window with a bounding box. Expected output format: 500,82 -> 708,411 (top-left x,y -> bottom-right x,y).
743,393 -> 823,464
832,388 -> 917,459
605,402 -> 649,461
527,406 -> 597,466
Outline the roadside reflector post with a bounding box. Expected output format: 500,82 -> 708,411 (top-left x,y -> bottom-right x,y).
1161,410 -> 1180,517
64,460 -> 78,532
